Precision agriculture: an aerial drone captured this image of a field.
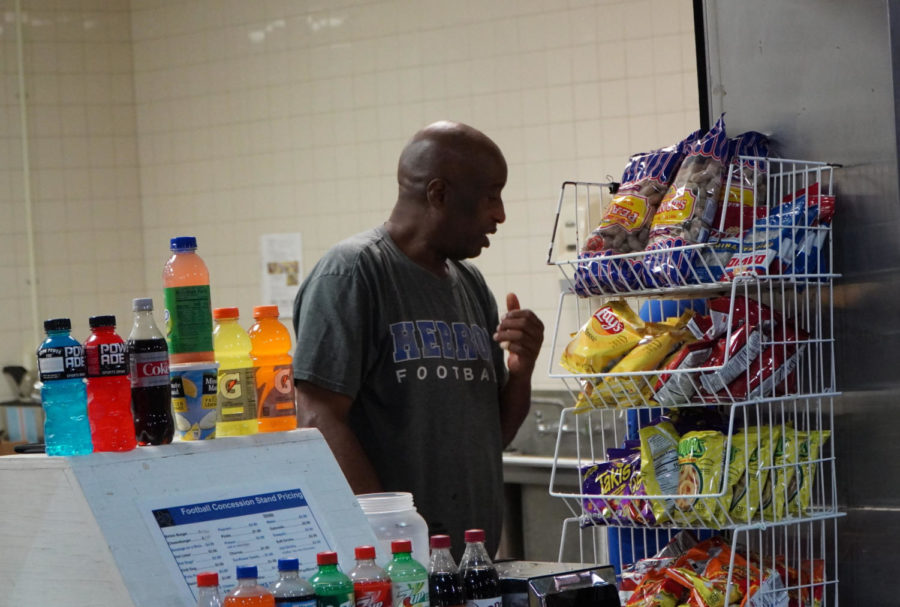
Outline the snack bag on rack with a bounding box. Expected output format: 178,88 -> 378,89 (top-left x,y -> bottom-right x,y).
729,425 -> 782,524
787,430 -> 831,517
651,340 -> 715,406
581,446 -> 641,525
775,557 -> 825,607
589,311 -> 696,408
786,192 -> 835,277
577,131 -> 700,294
561,300 -> 645,375
626,569 -> 685,607
726,323 -> 808,400
638,421 -> 681,525
721,182 -> 828,280
643,115 -> 731,287
694,131 -> 770,283
761,425 -> 799,521
675,430 -> 728,527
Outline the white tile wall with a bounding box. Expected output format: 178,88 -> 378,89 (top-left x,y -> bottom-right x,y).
2,0 -> 698,396
1,0 -> 143,385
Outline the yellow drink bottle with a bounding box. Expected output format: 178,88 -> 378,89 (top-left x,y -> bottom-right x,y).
212,307 -> 258,437
248,305 -> 297,433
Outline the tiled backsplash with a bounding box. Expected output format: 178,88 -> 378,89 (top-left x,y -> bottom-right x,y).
1,0 -> 698,392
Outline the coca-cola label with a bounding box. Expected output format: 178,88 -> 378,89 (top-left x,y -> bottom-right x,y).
86,341 -> 128,377
130,351 -> 170,388
37,345 -> 86,380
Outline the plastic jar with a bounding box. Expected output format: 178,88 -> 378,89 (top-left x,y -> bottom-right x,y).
357,492 -> 430,567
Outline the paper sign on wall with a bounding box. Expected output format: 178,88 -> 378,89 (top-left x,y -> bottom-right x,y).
260,233 -> 302,316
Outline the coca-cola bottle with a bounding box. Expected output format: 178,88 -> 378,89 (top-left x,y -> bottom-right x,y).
458,529 -> 500,607
127,297 -> 174,445
428,535 -> 464,607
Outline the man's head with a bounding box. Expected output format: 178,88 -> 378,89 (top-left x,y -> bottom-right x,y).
394,121 -> 508,262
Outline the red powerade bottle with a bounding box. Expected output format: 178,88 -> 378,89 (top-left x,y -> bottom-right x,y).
127,298 -> 174,445
349,545 -> 392,607
85,315 -> 137,451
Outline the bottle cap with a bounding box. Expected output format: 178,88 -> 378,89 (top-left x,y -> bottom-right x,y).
133,298 -> 154,311
317,551 -> 338,565
213,307 -> 240,320
355,545 -> 376,560
236,565 -> 257,579
89,315 -> 116,329
391,539 -> 412,554
196,572 -> 218,587
430,535 -> 451,550
170,236 -> 197,252
464,529 -> 485,543
253,305 -> 279,319
278,558 -> 300,572
43,318 -> 71,332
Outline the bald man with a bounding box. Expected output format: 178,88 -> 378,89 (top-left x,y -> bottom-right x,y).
292,121 -> 544,558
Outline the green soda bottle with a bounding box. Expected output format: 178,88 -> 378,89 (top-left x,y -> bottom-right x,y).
385,539 -> 430,607
310,551 -> 354,607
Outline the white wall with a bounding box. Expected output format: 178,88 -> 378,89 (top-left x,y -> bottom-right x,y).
2,0 -> 698,394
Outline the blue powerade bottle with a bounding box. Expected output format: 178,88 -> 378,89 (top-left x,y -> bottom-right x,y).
37,318 -> 93,455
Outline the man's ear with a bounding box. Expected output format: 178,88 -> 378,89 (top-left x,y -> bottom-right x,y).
425,177 -> 446,207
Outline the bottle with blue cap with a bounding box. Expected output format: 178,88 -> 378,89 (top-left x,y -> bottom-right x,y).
224,565 -> 275,606
269,558 -> 316,606
163,236 -> 214,365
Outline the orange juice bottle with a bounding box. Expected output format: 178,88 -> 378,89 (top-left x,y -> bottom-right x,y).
224,566 -> 275,606
162,236 -> 214,364
248,305 -> 297,433
212,307 -> 258,437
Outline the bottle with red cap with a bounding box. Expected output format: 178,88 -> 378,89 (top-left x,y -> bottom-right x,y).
248,305 -> 297,433
196,571 -> 223,607
127,297 -> 174,445
427,535 -> 464,607
309,551 -> 354,607
84,315 -> 137,452
385,539 -> 430,607
349,545 -> 392,607
212,307 -> 259,437
457,529 -> 500,607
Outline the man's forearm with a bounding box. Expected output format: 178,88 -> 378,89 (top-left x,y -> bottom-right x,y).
499,371 -> 532,447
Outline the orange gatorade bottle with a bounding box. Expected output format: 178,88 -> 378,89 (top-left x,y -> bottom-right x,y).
162,236 -> 214,364
248,305 -> 297,432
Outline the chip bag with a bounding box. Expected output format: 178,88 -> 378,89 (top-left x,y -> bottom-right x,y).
762,426 -> 799,521
675,430 -> 727,527
561,300 -> 644,375
639,421 -> 681,525
729,425 -> 781,523
787,430 -> 831,516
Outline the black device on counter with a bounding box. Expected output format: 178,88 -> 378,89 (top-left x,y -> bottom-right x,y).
495,560 -> 620,607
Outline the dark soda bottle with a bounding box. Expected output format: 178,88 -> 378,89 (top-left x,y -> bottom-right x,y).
428,535 -> 464,607
127,298 -> 174,445
458,529 -> 500,606
85,315 -> 137,451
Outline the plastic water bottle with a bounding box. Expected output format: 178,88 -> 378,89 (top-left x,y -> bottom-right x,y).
196,571 -> 223,607
457,529 -> 500,607
248,305 -> 297,433
349,545 -> 392,607
213,307 -> 258,437
224,565 -> 275,606
85,315 -> 137,452
270,558 -> 316,606
126,297 -> 174,445
36,318 -> 93,455
385,539 -> 430,607
427,535 -> 464,607
310,551 -> 355,607
163,236 -> 214,364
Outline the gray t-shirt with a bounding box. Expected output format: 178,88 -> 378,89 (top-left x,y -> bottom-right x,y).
292,225 -> 507,556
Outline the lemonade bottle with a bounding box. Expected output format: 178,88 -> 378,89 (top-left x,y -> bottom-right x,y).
248,305 -> 297,433
163,236 -> 214,364
212,307 -> 258,437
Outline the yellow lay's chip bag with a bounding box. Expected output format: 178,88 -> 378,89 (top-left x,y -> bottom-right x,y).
560,300 -> 644,375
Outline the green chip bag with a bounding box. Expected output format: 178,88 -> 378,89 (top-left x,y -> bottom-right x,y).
762,425 -> 798,521
675,430 -> 726,527
729,425 -> 781,523
788,430 -> 831,516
